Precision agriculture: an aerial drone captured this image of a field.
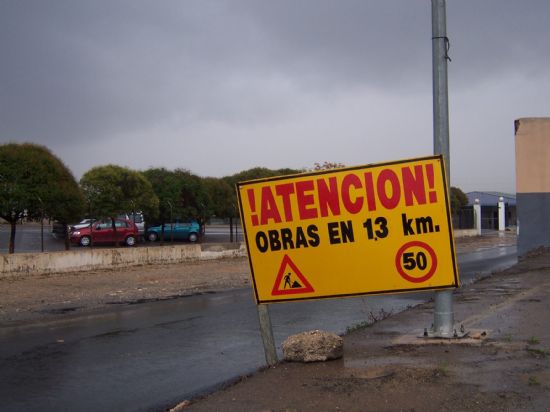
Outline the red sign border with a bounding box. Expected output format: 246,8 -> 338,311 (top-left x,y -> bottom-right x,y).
395,241 -> 438,283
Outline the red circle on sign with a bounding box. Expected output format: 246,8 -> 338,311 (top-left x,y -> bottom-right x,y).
395,241 -> 438,283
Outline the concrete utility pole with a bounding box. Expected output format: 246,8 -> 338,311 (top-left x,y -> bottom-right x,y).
431,0 -> 454,337
474,199 -> 482,236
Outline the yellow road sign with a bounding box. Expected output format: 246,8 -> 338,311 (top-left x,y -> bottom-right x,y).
237,155 -> 459,304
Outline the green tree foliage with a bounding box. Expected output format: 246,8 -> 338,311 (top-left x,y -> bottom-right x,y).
0,143 -> 84,253
175,169 -> 209,222
203,177 -> 235,219
142,168 -> 209,224
142,168 -> 181,224
80,165 -> 159,225
450,186 -> 469,213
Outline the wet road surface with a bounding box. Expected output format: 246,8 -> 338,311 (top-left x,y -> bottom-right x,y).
0,246 -> 516,411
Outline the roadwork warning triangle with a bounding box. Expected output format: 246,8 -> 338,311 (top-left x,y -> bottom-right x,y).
272,255 -> 314,296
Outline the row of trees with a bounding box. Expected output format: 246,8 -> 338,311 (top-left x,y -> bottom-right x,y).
0,143 -> 302,253
1,143 -> 469,254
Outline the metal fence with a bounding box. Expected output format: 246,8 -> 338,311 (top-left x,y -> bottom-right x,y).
452,206 -> 474,229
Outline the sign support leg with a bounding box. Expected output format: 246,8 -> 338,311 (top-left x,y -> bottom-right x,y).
433,289 -> 454,337
257,304 -> 278,366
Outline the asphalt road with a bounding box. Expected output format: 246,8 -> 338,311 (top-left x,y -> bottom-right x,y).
0,223 -> 242,253
0,245 -> 517,412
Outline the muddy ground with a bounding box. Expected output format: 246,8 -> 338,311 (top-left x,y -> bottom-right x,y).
184,235 -> 550,412
3,231 -> 547,411
0,258 -> 250,323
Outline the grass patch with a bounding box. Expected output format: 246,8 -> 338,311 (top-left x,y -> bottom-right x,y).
528,376 -> 541,386
346,321 -> 371,334
345,308 -> 393,334
435,361 -> 451,377
527,336 -> 540,345
526,347 -> 549,358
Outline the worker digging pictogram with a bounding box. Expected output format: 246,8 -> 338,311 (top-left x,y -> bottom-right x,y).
271,255 -> 314,296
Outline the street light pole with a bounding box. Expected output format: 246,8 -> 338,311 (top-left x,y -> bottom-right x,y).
37,196 -> 44,252
167,200 -> 173,243
432,0 -> 454,337
89,201 -> 93,249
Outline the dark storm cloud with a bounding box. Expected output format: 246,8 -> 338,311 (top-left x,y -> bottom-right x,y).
0,1 -> 219,143
1,1 -> 549,191
0,0 -> 431,146
234,1 -> 433,90
447,0 -> 550,88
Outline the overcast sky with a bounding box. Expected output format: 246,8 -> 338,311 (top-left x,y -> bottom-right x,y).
1,1 -> 549,193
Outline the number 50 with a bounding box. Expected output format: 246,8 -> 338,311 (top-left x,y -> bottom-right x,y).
402,251 -> 428,271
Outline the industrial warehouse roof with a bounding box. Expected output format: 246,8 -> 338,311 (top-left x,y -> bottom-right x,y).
466,191 -> 516,206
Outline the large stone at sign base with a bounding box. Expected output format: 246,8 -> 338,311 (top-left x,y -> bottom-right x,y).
282,330 -> 343,363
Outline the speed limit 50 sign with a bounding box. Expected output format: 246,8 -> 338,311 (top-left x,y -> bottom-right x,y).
237,155 -> 459,304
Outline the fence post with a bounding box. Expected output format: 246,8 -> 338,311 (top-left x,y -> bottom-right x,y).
498,197 -> 505,231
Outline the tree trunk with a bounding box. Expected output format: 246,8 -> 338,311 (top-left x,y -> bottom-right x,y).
111,217 -> 119,247
64,223 -> 71,250
9,221 -> 16,254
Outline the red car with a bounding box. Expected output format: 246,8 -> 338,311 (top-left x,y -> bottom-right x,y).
70,218 -> 139,247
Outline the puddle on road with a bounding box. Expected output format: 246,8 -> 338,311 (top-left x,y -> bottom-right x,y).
344,353 -> 433,371
39,306 -> 83,315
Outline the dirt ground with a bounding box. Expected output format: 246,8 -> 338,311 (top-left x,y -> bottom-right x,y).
0,257 -> 251,324
0,232 -> 516,325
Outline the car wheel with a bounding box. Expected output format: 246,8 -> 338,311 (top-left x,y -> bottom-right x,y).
188,232 -> 198,243
80,236 -> 91,247
147,232 -> 158,242
125,235 -> 136,246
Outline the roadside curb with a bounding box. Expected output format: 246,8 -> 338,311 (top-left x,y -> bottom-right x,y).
200,243 -> 247,260
0,243 -> 247,278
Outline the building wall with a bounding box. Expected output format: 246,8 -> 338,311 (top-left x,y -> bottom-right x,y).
515,118 -> 550,256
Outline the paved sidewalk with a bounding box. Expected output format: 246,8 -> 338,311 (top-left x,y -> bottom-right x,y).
182,249 -> 550,411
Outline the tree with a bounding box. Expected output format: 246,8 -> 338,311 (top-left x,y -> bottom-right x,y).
0,143 -> 84,253
203,177 -> 235,220
143,168 -> 209,222
450,186 -> 468,214
142,168 -> 181,224
80,165 -> 159,243
174,169 -> 210,224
